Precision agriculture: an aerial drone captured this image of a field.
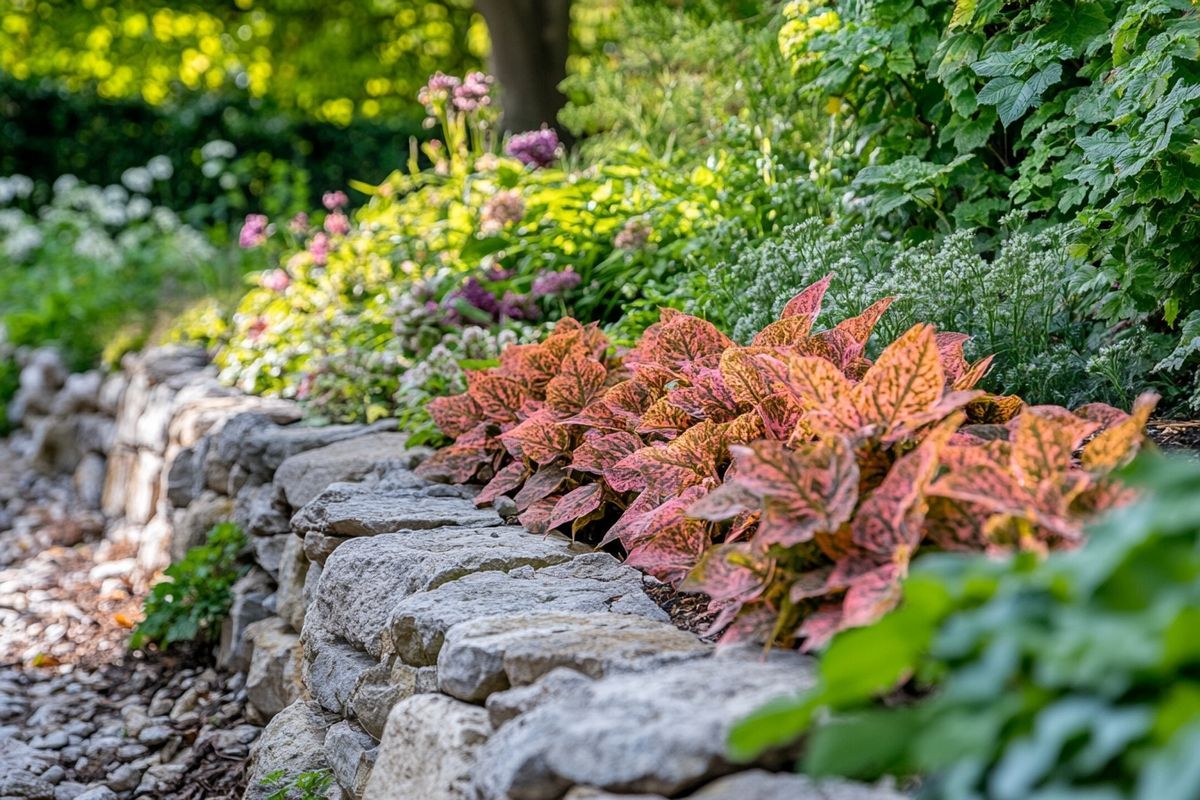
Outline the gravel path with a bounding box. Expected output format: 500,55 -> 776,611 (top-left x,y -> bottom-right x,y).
0,443 -> 261,800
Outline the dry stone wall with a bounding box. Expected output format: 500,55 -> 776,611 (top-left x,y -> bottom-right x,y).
9,347 -> 909,800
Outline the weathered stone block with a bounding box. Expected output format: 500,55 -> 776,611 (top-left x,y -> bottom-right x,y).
274,432 -> 421,510
290,481 -> 501,538
324,721 -> 378,799
243,700 -> 335,799
244,618 -> 304,725
349,660 -> 439,741
306,638 -> 377,716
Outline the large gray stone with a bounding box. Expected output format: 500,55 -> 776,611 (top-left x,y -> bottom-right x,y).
218,567 -> 275,672
165,442 -> 206,508
691,771 -> 910,800
291,481 -> 502,538
349,660 -> 439,740
325,720 -> 378,799
306,528 -> 575,659
437,612 -> 710,702
235,483 -> 291,538
387,554 -> 668,666
470,648 -> 817,799
274,433 -> 423,509
485,668 -> 595,729
306,638 -> 377,716
252,534 -> 291,579
243,700 -> 335,800
562,772 -> 909,800
276,534 -> 311,633
363,694 -> 490,800
303,530 -> 350,565
244,618 -> 304,725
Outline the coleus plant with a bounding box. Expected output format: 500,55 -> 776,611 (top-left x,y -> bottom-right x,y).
417,275 -> 1157,648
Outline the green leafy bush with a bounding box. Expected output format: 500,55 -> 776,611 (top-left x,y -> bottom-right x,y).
778,0 -> 1200,407
730,453 -> 1200,798
130,522 -> 248,650
0,169 -> 256,374
675,215 -> 1174,407
262,769 -> 334,800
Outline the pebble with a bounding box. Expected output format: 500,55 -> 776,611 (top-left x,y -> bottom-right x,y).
105,762 -> 141,791
136,724 -> 172,746
29,730 -> 68,749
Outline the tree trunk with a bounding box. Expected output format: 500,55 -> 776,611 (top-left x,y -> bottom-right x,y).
474,0 -> 572,136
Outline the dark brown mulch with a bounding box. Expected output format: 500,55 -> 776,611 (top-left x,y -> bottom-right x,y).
644,581 -> 718,638
1148,420 -> 1200,455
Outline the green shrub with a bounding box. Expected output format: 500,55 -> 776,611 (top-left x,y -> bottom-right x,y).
262,769 -> 335,800
130,523 -> 248,651
778,0 -> 1200,407
730,453 -> 1200,798
0,168 -> 258,373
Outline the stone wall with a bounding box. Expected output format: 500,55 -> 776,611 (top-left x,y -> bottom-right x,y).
10,347 -> 907,800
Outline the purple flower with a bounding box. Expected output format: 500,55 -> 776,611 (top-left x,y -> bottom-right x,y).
418,72 -> 461,109
499,290 -> 540,321
444,276 -> 501,322
238,214 -> 269,248
484,264 -> 515,282
287,212 -> 309,233
506,128 -> 560,168
480,191 -> 525,234
614,218 -> 652,251
308,232 -> 330,266
453,71 -> 494,113
324,211 -> 350,236
322,191 -> 349,211
531,267 -> 582,298
260,268 -> 291,292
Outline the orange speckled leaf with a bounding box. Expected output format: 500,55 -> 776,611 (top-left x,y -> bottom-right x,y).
648,315 -> 734,371
635,398 -> 693,439
833,296 -> 895,347
681,542 -> 769,605
618,420 -> 729,495
752,316 -> 816,347
852,323 -> 944,432
953,356 -> 994,391
546,484 -> 605,532
467,373 -> 529,424
1011,406 -> 1099,488
936,332 -> 971,382
687,480 -> 759,521
966,394 -> 1025,424
475,460 -> 531,507
414,439 -> 496,484
607,378 -> 663,414
545,351 -> 608,415
780,273 -> 833,320
1073,402 -> 1130,429
518,496 -> 559,534
499,343 -> 562,394
729,438 -> 859,548
498,410 -> 572,464
924,496 -> 990,551
780,355 -> 856,413
427,393 -> 483,438
797,603 -> 846,652
513,463 -> 568,511
721,411 -> 766,448
719,348 -> 776,405
789,566 -> 836,602
625,516 -> 710,585
564,399 -> 632,432
851,414 -> 960,556
1080,391 -> 1158,473
838,561 -> 905,631
667,368 -> 742,422
757,393 -> 805,441
570,430 -> 642,475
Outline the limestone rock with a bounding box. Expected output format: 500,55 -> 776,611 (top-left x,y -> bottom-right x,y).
363,694 -> 490,800
235,483 -> 291,538
387,554 -> 668,666
275,534 -> 311,633
307,528 -> 575,659
218,568 -> 275,672
306,638 -> 377,716
274,433 -> 422,510
485,668 -> 595,729
349,660 -> 439,740
291,481 -> 501,538
303,531 -> 350,565
244,700 -> 335,799
691,771 -> 910,800
244,618 -> 304,724
73,453 -> 106,510
165,443 -> 205,509
437,612 -> 710,702
325,721 -> 378,799
470,648 -> 817,799
252,534 -> 291,579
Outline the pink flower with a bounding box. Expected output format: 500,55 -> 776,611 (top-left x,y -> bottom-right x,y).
453,72 -> 494,113
322,191 -> 348,211
480,191 -> 525,234
308,233 -> 330,266
260,268 -> 290,292
288,212 -> 309,233
614,218 -> 652,250
418,72 -> 461,110
238,214 -> 269,248
324,211 -> 350,236
506,128 -> 560,168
